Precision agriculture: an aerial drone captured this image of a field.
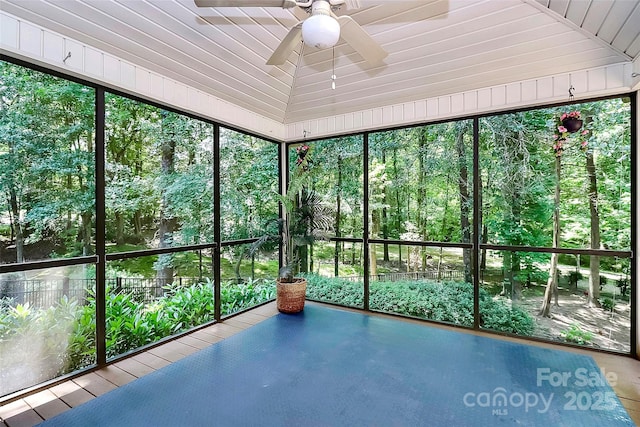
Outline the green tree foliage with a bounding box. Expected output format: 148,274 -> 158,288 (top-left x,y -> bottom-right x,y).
0,61 -> 95,261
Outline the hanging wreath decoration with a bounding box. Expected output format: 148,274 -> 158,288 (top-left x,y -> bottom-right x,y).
553,111 -> 589,157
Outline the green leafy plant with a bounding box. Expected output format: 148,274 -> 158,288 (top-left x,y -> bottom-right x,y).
304,274 -> 535,335
600,297 -> 615,312
220,278 -> 275,315
251,145 -> 332,282
560,323 -> 593,345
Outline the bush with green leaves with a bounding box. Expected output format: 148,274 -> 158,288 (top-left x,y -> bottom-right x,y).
1,278 -> 276,396
220,279 -> 275,315
0,296 -> 87,396
561,323 -> 593,345
600,297 -> 615,312
305,274 -> 535,336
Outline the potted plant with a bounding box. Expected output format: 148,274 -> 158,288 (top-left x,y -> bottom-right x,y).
560,111 -> 583,133
553,110 -> 589,157
251,144 -> 332,313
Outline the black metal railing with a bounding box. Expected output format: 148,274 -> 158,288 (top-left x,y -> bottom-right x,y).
0,277 -> 205,308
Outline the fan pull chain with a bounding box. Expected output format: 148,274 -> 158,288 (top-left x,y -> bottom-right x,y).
331,47 -> 337,90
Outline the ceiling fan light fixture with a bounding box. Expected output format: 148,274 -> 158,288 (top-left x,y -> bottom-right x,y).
302,14 -> 340,49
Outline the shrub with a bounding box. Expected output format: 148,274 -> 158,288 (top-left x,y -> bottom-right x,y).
220,278 -> 275,315
305,274 -> 535,335
304,274 -> 364,307
600,297 -> 615,312
1,277 -> 277,396
561,323 -> 593,345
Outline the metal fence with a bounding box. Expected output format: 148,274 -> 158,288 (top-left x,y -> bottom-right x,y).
341,270 -> 464,282
0,277 -> 205,309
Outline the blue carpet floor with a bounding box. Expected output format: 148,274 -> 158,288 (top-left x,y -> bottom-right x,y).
39,304 -> 634,426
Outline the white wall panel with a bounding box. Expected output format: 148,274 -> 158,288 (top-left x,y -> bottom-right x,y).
403,103 -> 415,122
426,98 -> 438,118
570,71 -> 588,94
463,92 -> 478,111
0,11 -> 284,140
415,100 -> 427,119
286,64 -> 634,141
373,108 -> 383,126
0,14 -> 18,49
103,55 -> 120,83
553,74 -> 570,97
383,106 -> 393,125
537,77 -> 554,99
588,68 -> 607,91
353,111 -> 363,129
477,88 -> 492,109
438,97 -> 451,115
327,117 -> 336,134
19,21 -> 40,56
605,64 -> 625,89
135,68 -> 151,95
150,73 -> 164,99
451,94 -> 464,114
491,86 -> 506,107
522,80 -> 537,101
506,83 -> 521,104
121,62 -> 136,90
174,83 -> 188,109
363,110 -> 373,128
392,105 -> 403,123
345,113 -> 354,131
42,32 -> 62,63
84,47 -> 103,79
1,11 -> 633,144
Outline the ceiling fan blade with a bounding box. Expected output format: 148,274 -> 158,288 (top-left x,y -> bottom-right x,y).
337,16 -> 387,66
195,0 -> 296,8
345,0 -> 449,19
347,0 -> 438,6
267,22 -> 303,65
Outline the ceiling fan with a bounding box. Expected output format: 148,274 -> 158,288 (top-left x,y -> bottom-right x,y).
194,0 -> 396,66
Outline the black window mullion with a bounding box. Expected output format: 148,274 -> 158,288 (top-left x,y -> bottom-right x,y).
363,133 -> 370,311
213,124 -> 221,321
472,117 -> 480,330
95,87 -> 106,365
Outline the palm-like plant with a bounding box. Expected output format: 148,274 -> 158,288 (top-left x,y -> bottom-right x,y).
251,145 -> 333,282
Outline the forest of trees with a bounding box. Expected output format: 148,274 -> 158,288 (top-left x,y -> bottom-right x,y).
0,59 -> 634,398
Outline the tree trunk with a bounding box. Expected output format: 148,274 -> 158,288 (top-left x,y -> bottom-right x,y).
381,150 -> 389,261
370,210 -> 379,276
9,186 -> 24,263
586,151 -> 601,307
156,112 -> 177,296
511,251 -> 521,301
115,212 -> 125,245
479,173 -> 487,270
455,123 -> 472,283
234,247 -> 245,284
540,156 -> 561,317
81,211 -> 92,256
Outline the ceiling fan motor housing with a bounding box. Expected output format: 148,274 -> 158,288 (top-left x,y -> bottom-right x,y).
301,0 -> 341,49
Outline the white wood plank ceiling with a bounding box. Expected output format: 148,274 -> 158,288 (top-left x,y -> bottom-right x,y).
1,0 -> 638,125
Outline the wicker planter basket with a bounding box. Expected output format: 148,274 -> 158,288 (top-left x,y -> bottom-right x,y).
276,278 -> 307,313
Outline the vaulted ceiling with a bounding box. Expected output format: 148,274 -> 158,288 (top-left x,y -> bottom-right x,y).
1,0 -> 639,125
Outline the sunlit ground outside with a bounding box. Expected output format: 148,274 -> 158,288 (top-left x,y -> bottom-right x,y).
480,251 -> 630,352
